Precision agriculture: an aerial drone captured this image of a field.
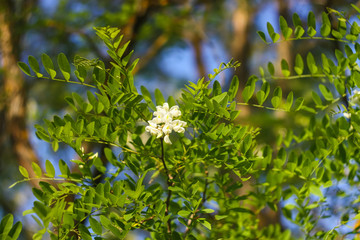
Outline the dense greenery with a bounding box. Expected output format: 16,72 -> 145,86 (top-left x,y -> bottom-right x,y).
2,4 -> 360,240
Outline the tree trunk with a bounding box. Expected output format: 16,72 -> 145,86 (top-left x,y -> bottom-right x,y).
230,1 -> 254,119
0,0 -> 42,187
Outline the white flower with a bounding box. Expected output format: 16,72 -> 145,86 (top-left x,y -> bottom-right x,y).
88,152 -> 98,160
162,123 -> 172,135
344,112 -> 351,119
162,102 -> 169,111
170,105 -> 181,118
145,122 -> 159,135
156,130 -> 163,138
172,119 -> 187,133
145,102 -> 187,144
163,112 -> 173,123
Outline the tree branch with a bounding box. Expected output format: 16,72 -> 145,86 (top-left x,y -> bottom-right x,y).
133,34 -> 169,74
184,170 -> 209,236
160,138 -> 173,235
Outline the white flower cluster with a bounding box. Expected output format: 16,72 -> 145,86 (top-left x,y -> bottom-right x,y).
350,89 -> 360,106
145,103 -> 187,144
343,89 -> 360,119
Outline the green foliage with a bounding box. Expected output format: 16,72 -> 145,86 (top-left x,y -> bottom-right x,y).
0,214 -> 22,240
7,5 -> 360,240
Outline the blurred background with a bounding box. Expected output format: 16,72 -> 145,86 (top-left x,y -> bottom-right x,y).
0,0 -> 358,239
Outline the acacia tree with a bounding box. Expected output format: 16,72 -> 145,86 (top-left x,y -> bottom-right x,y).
3,3 -> 360,240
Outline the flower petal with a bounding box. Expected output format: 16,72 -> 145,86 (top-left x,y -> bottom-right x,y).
164,135 -> 172,144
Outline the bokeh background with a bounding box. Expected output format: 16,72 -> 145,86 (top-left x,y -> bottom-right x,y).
0,0 -> 358,239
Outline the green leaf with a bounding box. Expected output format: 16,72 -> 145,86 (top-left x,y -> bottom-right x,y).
294,25 -> 305,38
285,92 -> 293,111
93,61 -> 106,84
294,54 -> 304,75
271,87 -> 282,108
215,215 -> 227,220
319,84 -> 333,101
57,53 -> 71,81
281,59 -> 290,77
307,27 -> 317,37
117,40 -> 130,59
213,80 -> 222,96
228,76 -> 239,101
59,159 -> 70,177
346,34 -> 358,42
312,91 -> 323,106
332,29 -> 343,39
320,23 -> 331,37
74,66 -> 87,83
45,160 -> 55,178
178,210 -> 191,218
32,162 -> 42,178
350,21 -> 360,35
267,22 -> 280,43
212,92 -> 227,103
86,122 -> 95,136
292,12 -> 302,27
122,50 -> 134,66
41,53 -> 56,79
334,78 -> 345,95
17,62 -> 33,76
338,20 -> 347,36
72,92 -> 84,108
28,56 -> 41,76
268,62 -> 275,76
307,52 -> 318,74
242,76 -> 257,103
257,31 -> 267,43
321,54 -> 330,74
154,88 -> 165,106
352,70 -> 360,88
141,86 -> 156,110
279,16 -> 292,39
0,214 -> 14,239
310,185 -> 323,198
201,220 -> 211,230
256,90 -> 265,105
99,124 -> 108,138
78,223 -> 92,240
89,217 -> 102,235
292,97 -> 304,111
8,221 -> 22,240
201,209 -> 215,214
241,134 -> 252,154
259,66 -> 265,77
320,12 -> 331,37
96,102 -> 104,114
307,11 -> 317,37
52,140 -> 59,152
104,148 -> 117,166
256,81 -> 270,105
19,165 -> 29,178
352,3 -> 360,14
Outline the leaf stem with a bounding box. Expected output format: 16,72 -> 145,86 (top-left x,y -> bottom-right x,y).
266,36 -> 351,44
39,76 -> 97,88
